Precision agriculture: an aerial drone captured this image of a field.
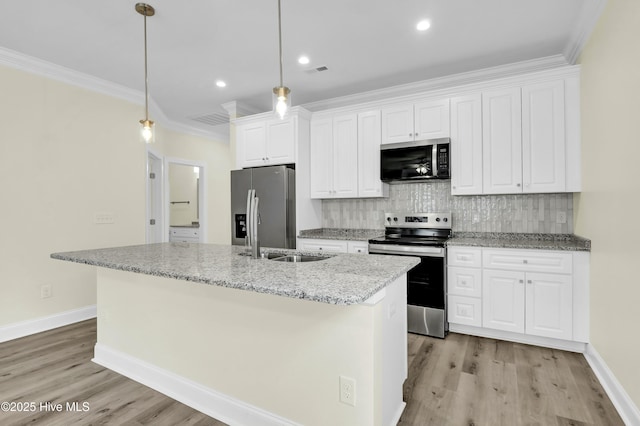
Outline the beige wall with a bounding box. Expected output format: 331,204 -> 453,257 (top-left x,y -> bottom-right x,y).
576,0 -> 640,408
0,64 -> 230,327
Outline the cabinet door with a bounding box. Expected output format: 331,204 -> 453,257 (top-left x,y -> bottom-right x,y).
525,272 -> 572,340
414,98 -> 450,140
381,104 -> 414,144
298,239 -> 348,253
450,94 -> 483,195
482,269 -> 525,333
357,110 -> 387,197
332,114 -> 359,198
448,295 -> 482,327
522,81 -> 566,193
237,122 -> 267,168
448,266 -> 482,298
309,118 -> 334,198
266,118 -> 295,165
482,88 -> 522,194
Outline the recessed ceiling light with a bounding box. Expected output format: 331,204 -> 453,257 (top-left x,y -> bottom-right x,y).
298,56 -> 310,65
416,20 -> 431,31
215,80 -> 226,88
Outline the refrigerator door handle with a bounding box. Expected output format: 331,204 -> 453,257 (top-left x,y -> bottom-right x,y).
246,189 -> 254,247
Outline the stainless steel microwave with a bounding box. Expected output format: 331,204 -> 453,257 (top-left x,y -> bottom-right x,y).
380,138 -> 450,182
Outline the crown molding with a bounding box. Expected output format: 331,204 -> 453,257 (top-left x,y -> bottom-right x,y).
564,0 -> 608,64
0,47 -> 225,141
301,55 -> 569,112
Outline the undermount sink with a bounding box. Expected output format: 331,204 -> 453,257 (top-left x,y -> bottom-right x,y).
270,254 -> 329,263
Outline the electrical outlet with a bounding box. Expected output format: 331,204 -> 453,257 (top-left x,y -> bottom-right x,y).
41,284 -> 52,299
556,211 -> 567,224
339,376 -> 356,406
94,212 -> 115,224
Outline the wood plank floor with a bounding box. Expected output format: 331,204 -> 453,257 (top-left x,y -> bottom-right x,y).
0,320 -> 624,425
399,332 -> 625,426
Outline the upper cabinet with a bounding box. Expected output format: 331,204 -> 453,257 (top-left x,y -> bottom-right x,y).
310,110 -> 388,199
236,117 -> 295,168
381,98 -> 450,145
450,94 -> 483,195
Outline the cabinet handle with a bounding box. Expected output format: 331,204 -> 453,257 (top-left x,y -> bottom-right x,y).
517,183 -> 521,187
523,259 -> 528,264
452,186 -> 456,189
409,133 -> 413,137
527,280 -> 532,284
319,247 -> 323,250
357,249 -> 362,253
519,279 -> 524,284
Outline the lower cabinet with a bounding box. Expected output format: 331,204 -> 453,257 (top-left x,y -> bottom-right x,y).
297,238 -> 369,254
448,246 -> 586,347
169,227 -> 200,243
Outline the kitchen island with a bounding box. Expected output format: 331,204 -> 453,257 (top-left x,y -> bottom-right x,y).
52,243 -> 419,426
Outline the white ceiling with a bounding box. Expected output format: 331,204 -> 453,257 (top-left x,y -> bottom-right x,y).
0,0 -> 604,138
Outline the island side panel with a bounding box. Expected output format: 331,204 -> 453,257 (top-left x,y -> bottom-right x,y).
94,267 -> 406,426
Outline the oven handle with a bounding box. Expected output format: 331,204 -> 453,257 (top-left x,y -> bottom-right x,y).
368,244 -> 444,257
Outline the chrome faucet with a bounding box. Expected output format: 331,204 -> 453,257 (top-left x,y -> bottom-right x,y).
246,189 -> 260,258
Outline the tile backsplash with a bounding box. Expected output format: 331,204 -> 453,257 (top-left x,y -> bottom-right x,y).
322,181 -> 573,234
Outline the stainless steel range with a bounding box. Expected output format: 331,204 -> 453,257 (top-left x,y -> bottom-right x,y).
368,212 -> 452,338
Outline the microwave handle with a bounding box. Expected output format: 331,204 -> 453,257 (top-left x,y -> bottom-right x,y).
432,144 -> 438,177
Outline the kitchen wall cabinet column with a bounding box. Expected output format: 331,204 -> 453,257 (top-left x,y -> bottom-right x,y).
482,87 -> 522,194
236,117 -> 295,168
522,80 -> 566,193
450,94 -> 483,195
358,110 -> 388,197
309,118 -> 334,198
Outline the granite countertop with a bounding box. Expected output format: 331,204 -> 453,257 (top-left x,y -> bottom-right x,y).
298,228 -> 384,241
51,243 -> 418,305
446,232 -> 591,252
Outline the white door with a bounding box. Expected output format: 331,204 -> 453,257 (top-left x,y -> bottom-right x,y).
525,272 -> 573,340
482,88 -> 522,194
332,114 -> 358,198
266,118 -> 295,165
146,150 -> 163,243
357,110 -> 385,197
309,118 -> 334,198
482,269 -> 525,333
381,104 -> 414,144
450,94 -> 483,195
414,98 -> 450,140
522,81 -> 566,193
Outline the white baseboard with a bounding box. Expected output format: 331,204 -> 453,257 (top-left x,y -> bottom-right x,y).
93,344 -> 301,426
0,305 -> 96,343
584,344 -> 640,426
449,324 -> 587,353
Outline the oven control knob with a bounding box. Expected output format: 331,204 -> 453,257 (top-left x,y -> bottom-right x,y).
393,217 -> 398,222
443,218 -> 448,222
386,217 -> 391,222
436,217 -> 441,222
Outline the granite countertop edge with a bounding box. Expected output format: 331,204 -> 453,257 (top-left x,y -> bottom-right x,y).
298,228 -> 384,241
446,232 -> 591,252
51,244 -> 419,306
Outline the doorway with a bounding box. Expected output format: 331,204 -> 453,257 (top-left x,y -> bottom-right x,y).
164,157 -> 207,243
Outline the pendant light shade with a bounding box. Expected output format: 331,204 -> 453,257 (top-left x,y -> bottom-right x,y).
272,0 -> 290,120
136,3 -> 155,143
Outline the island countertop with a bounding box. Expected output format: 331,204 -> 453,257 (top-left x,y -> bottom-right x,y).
51,243 -> 419,305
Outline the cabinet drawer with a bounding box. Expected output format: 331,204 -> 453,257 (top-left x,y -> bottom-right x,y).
448,295 -> 482,327
170,227 -> 200,238
348,241 -> 369,254
483,248 -> 572,274
448,266 -> 482,297
298,239 -> 348,253
447,246 -> 482,268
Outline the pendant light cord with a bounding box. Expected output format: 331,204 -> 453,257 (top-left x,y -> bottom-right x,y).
143,8 -> 149,120
277,0 -> 283,87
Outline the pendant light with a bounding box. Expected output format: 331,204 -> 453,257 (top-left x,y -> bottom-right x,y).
272,0 -> 291,120
136,3 -> 155,143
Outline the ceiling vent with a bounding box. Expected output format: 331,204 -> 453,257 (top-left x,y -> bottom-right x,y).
190,112 -> 229,127
304,65 -> 329,74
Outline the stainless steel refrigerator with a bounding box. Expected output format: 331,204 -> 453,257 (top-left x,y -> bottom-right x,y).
231,165 -> 296,249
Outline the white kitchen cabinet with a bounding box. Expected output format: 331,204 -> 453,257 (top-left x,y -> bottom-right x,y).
448,266 -> 482,298
448,295 -> 482,327
482,269 -> 526,333
525,272 -> 573,340
310,114 -> 358,199
482,87 -> 523,194
450,94 -> 483,195
348,241 -> 369,254
169,227 -> 200,243
236,117 -> 295,168
447,246 -> 483,327
381,98 -> 449,145
447,246 -> 482,268
357,111 -> 389,197
522,80 -> 566,193
297,238 -> 348,253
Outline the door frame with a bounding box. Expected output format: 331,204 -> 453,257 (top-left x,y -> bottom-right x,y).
146,147 -> 164,243
164,157 -> 207,243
